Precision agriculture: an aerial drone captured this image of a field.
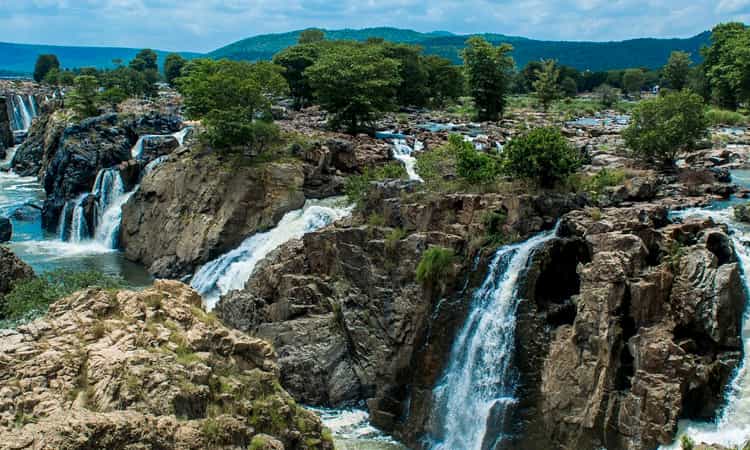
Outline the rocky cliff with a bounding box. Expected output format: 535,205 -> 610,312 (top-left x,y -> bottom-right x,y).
0,280 -> 332,450
0,246 -> 33,298
121,151 -> 306,279
214,181 -> 586,434
510,206 -> 745,450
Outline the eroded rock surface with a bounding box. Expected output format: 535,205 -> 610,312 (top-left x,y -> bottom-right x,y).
0,246 -> 33,297
0,280 -> 331,450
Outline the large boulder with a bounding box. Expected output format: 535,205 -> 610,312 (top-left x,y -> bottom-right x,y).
121,153 -> 306,279
0,246 -> 33,297
0,280 -> 332,450
0,97 -> 13,150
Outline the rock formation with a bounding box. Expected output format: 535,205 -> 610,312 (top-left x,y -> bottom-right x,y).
0,217 -> 11,242
0,280 -> 332,450
121,152 -> 306,279
0,246 -> 33,297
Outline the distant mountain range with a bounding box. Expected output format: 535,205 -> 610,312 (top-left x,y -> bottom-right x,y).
0,42 -> 200,76
0,27 -> 713,76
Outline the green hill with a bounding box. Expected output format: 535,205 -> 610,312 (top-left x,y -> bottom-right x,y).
209,27 -> 711,71
0,42 -> 201,76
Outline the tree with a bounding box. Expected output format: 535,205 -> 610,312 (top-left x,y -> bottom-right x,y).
663,51 -> 692,90
298,29 -> 325,44
462,37 -> 515,121
501,127 -> 581,188
176,58 -> 288,151
561,76 -> 578,97
451,134 -> 501,184
622,69 -> 645,97
381,43 -> 430,107
67,75 -> 100,118
306,43 -> 401,133
99,87 -> 128,110
520,61 -> 545,93
701,22 -> 750,109
533,59 -> 561,110
129,49 -> 158,72
623,90 -> 708,168
424,55 -> 464,107
34,54 -> 60,83
273,43 -> 323,109
164,53 -> 186,86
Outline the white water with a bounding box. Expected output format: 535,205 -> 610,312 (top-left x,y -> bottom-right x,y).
309,407 -> 406,450
191,197 -> 353,310
10,95 -> 37,132
131,128 -> 190,160
428,224 -> 560,450
392,139 -> 423,182
662,201 -> 750,449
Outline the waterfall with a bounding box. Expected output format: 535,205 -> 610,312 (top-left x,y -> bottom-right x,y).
191,197 -> 353,310
131,136 -> 147,159
68,194 -> 91,243
91,167 -> 129,248
9,95 -> 36,132
428,224 -> 560,450
662,204 -> 750,449
392,138 -> 424,182
131,128 -> 191,160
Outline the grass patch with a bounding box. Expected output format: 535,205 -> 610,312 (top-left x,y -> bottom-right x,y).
706,108 -> 748,127
1,270 -> 124,325
416,247 -> 455,286
567,168 -> 629,198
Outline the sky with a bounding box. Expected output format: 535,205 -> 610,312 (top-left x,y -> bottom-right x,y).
0,0 -> 749,53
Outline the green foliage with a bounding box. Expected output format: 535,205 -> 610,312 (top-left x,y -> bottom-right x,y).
67,75 -> 100,118
424,55 -> 465,107
344,162 -> 407,208
298,29 -> 326,44
129,48 -> 158,72
273,44 -> 322,109
416,247 -> 455,286
452,134 -> 502,184
381,42 -> 429,107
482,210 -> 510,245
177,59 -> 288,151
702,22 -> 750,110
679,434 -> 694,450
462,37 -> 515,121
560,76 -> 578,98
34,54 -> 60,83
98,86 -> 128,109
415,141 -> 457,191
568,168 -> 628,197
622,68 -> 645,97
623,90 -> 708,168
164,53 -> 186,86
533,59 -> 561,110
595,84 -> 620,108
706,107 -> 748,126
501,127 -> 581,188
305,42 -> 401,133
2,270 -> 124,323
663,51 -> 692,90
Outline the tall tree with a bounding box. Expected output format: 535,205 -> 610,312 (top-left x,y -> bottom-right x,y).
273,43 -> 323,110
381,43 -> 429,107
129,49 -> 158,72
462,37 -> 515,121
306,43 -> 401,133
533,59 -> 561,110
561,77 -> 578,97
34,54 -> 60,83
164,53 -> 186,86
298,29 -> 326,44
622,69 -> 645,97
424,55 -> 464,107
67,75 -> 100,118
702,22 -> 750,109
663,51 -> 692,90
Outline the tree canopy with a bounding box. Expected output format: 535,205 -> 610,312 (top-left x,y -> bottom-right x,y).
34,54 -> 60,83
533,59 -> 561,110
462,37 -> 515,121
164,53 -> 187,86
663,51 -> 692,90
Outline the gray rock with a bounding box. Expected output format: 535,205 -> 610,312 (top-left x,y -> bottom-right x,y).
0,217 -> 11,242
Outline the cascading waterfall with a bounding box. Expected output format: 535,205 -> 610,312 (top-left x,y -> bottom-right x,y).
428,224 -> 560,450
68,194 -> 91,243
662,200 -> 750,449
191,197 -> 353,309
392,138 -> 424,182
9,95 -> 37,132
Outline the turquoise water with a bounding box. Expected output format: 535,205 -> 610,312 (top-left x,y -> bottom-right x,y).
0,147 -> 151,286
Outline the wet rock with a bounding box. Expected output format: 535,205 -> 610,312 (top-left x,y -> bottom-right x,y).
0,217 -> 10,242
9,203 -> 41,222
121,153 -> 306,278
138,135 -> 179,161
0,280 -> 331,449
0,97 -> 13,150
734,203 -> 750,223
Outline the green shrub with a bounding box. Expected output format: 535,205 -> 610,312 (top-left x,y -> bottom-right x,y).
706,108 -> 748,126
453,135 -> 503,184
569,168 -> 628,197
623,90 -> 708,168
680,435 -> 694,450
2,270 -> 124,323
501,127 -> 581,188
416,247 -> 455,285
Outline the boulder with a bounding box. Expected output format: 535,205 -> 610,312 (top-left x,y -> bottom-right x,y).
735,203 -> 750,223
0,217 -> 10,242
0,97 -> 13,150
0,280 -> 332,450
121,153 -> 306,278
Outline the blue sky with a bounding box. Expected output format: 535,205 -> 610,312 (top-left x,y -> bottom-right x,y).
0,0 -> 749,52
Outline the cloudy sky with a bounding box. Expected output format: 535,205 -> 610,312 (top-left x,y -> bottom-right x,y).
0,0 -> 749,52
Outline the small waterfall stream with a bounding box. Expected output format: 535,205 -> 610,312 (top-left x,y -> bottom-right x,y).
191,197 -> 353,309
428,224 -> 560,450
392,138 -> 424,182
9,95 -> 38,132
